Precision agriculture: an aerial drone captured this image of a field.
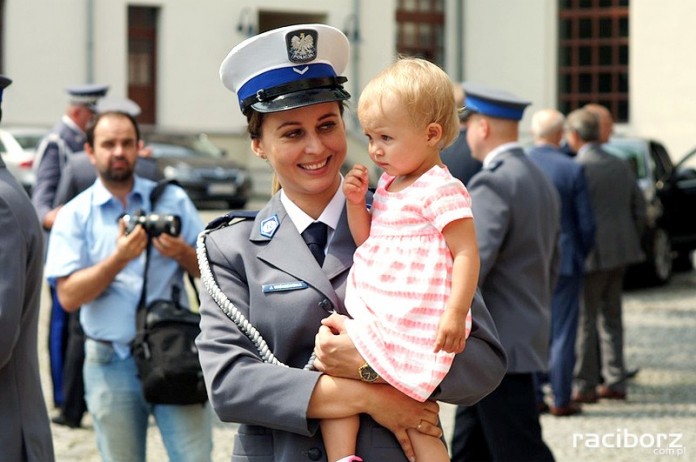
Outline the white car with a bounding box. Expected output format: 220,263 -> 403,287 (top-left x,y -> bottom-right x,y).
0,126 -> 48,194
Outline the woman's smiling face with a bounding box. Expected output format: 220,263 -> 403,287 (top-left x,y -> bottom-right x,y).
252,102 -> 347,207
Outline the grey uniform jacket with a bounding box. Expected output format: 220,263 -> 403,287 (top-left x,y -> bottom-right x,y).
0,160 -> 55,462
467,147 -> 561,374
196,193 -> 507,462
575,144 -> 646,272
32,119 -> 85,222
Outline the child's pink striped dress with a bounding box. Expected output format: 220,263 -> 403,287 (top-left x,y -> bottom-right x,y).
344,165 -> 474,402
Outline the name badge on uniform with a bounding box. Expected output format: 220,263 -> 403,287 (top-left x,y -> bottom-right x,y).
260,215 -> 280,238
262,281 -> 309,293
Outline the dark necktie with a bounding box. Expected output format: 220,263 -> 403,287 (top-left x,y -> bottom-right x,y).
302,222 -> 328,266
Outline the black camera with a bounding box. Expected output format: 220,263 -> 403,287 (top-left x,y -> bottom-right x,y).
121,210 -> 182,237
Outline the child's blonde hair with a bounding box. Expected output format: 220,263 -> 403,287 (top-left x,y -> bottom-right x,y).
358,57 -> 459,150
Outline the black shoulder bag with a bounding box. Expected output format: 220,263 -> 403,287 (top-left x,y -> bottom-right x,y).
130,180 -> 208,405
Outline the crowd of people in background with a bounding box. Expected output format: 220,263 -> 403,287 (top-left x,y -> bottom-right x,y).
0,22 -> 650,462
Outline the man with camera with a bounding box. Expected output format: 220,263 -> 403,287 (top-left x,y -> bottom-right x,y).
44,110 -> 212,462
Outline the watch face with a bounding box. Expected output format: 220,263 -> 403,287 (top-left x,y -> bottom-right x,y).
360,364 -> 378,382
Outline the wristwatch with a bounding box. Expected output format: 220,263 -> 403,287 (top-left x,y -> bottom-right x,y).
359,363 -> 379,382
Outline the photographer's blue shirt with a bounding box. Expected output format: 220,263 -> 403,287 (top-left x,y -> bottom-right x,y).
45,176 -> 204,358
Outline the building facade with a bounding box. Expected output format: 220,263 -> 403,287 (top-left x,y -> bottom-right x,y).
1,0 -> 695,158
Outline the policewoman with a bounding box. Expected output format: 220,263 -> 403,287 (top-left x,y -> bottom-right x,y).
196,24 -> 507,462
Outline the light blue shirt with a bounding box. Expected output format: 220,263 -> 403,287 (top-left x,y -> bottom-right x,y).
45,176 -> 204,358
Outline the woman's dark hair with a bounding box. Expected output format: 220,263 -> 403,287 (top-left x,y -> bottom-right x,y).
86,111 -> 141,147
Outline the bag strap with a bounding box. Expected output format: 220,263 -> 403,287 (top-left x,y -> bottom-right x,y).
136,179 -> 182,312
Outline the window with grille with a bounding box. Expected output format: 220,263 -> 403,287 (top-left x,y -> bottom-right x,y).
396,0 -> 445,66
558,0 -> 629,121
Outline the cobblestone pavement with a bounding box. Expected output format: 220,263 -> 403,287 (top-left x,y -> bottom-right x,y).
45,264 -> 696,461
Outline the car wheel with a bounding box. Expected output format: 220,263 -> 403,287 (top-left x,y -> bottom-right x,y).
648,227 -> 672,285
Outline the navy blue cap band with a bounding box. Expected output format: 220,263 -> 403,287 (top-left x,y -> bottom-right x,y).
240,75 -> 347,114
237,63 -> 339,109
466,95 -> 527,120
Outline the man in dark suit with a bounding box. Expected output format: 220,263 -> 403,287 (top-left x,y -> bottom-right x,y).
450,83 -> 560,461
528,108 -> 596,417
0,75 -> 55,461
441,82 -> 482,185
566,108 -> 646,403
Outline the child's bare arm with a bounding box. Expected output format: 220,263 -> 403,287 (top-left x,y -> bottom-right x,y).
343,164 -> 372,246
435,218 -> 480,353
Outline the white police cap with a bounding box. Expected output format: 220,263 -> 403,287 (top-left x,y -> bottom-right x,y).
65,84 -> 109,109
220,24 -> 351,115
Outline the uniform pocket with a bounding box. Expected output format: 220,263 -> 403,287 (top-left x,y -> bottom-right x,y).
231,429 -> 274,460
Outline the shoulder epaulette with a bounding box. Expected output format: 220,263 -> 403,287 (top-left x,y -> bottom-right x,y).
206,210 -> 258,230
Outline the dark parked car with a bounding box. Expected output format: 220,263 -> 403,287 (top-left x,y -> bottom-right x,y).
603,136 -> 696,285
142,132 -> 252,209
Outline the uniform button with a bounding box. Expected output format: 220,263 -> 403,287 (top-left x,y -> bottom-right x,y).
318,299 -> 332,310
306,447 -> 323,460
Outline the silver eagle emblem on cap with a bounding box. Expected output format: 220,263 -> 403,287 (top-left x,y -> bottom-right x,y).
286,30 -> 318,63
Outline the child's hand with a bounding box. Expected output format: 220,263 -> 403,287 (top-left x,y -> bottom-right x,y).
343,163 -> 370,205
434,308 -> 468,354
321,311 -> 349,334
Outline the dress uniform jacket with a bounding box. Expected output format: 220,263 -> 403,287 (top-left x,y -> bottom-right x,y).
575,144 -> 646,272
196,193 -> 507,462
467,147 -> 561,373
32,118 -> 86,222
0,159 -> 55,461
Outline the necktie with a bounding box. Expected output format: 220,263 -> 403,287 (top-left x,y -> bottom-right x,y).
302,222 -> 328,266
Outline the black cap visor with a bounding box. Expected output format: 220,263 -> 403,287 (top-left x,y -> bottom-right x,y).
248,87 -> 351,114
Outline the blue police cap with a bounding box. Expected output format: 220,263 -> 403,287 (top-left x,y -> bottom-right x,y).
462,82 -> 531,121
0,75 -> 11,102
220,24 -> 351,115
65,84 -> 109,109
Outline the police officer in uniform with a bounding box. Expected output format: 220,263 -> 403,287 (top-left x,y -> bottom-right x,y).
450,83 -> 560,461
195,24 -> 507,462
32,84 -> 108,413
0,75 -> 55,461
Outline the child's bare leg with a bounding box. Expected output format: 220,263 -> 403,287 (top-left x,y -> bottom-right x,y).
407,427 -> 450,461
320,415 -> 360,461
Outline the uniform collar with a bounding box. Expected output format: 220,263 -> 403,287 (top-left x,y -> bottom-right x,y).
483,141 -> 521,169
280,177 -> 345,235
62,114 -> 84,136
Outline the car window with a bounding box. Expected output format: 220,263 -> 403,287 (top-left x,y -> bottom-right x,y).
675,149 -> 696,182
650,142 -> 672,181
14,134 -> 44,150
603,139 -> 647,180
144,133 -> 224,159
